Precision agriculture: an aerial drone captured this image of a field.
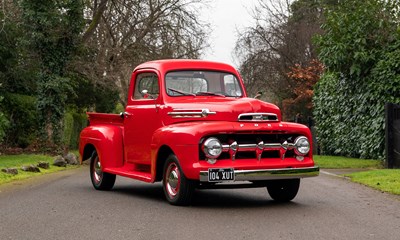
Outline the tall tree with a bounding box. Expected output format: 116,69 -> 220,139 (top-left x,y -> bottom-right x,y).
20,0 -> 85,147
235,0 -> 336,120
1,1 -> 40,147
0,0 -> 37,95
75,0 -> 209,106
0,0 -> 210,150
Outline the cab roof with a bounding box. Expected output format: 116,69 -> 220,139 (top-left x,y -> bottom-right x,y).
134,59 -> 238,74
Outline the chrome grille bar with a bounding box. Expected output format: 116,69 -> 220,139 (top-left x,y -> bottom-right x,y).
222,141 -> 295,160
222,142 -> 293,152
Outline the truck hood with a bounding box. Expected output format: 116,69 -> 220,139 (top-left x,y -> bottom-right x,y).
161,97 -> 281,125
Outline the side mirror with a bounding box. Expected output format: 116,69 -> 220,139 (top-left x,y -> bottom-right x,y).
140,89 -> 159,113
141,89 -> 155,99
254,91 -> 263,99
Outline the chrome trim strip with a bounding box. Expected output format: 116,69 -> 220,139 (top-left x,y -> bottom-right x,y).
199,166 -> 319,182
222,142 -> 293,152
238,113 -> 278,122
168,108 -> 216,118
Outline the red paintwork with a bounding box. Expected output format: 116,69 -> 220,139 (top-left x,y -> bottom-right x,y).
79,59 -> 316,183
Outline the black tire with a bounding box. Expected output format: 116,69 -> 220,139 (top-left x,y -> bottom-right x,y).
90,150 -> 116,190
267,179 -> 300,202
163,154 -> 196,206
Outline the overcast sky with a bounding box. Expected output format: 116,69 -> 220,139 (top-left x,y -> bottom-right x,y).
200,0 -> 259,68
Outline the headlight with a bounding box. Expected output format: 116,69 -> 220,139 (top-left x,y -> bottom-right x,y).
202,137 -> 222,159
294,136 -> 310,156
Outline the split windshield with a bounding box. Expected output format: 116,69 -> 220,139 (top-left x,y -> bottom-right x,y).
165,71 -> 243,97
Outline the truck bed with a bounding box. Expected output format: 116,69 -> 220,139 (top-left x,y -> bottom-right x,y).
87,112 -> 124,126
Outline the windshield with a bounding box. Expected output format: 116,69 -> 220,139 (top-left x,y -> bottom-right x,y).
165,71 -> 243,97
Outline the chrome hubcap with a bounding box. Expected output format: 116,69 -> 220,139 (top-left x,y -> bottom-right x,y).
165,163 -> 180,197
93,156 -> 103,184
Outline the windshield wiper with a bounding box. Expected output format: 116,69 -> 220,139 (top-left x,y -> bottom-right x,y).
168,88 -> 195,96
196,91 -> 226,97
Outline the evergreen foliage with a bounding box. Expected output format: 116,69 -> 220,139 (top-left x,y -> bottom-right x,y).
1,93 -> 38,147
313,0 -> 400,159
0,94 -> 9,142
63,108 -> 87,149
20,0 -> 85,147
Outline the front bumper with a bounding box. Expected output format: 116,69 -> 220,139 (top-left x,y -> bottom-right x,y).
199,166 -> 319,182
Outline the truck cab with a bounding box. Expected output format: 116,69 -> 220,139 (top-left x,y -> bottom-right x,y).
79,59 -> 319,206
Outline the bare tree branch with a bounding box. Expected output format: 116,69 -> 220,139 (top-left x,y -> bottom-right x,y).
234,0 -> 324,119
74,0 -> 210,106
82,0 -> 109,43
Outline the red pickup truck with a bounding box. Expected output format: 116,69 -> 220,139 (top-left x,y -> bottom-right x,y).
79,59 -> 319,205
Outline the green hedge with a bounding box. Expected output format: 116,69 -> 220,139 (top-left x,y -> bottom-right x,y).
313,72 -> 389,159
313,0 -> 400,160
1,94 -> 87,149
2,93 -> 38,147
0,96 -> 9,142
63,109 -> 87,149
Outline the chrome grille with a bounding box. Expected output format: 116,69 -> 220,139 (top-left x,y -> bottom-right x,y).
199,134 -> 299,161
238,113 -> 278,122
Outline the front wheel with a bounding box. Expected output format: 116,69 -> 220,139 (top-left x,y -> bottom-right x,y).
267,179 -> 300,202
90,150 -> 116,190
163,154 -> 196,206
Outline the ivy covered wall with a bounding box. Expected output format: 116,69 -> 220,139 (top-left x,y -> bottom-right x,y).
313,0 -> 400,159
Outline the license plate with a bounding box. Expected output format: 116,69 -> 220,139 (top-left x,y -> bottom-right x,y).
208,168 -> 235,182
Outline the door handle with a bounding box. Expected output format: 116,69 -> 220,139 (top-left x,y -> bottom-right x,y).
120,112 -> 132,118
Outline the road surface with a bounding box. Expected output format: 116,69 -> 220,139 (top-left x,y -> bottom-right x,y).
0,166 -> 399,240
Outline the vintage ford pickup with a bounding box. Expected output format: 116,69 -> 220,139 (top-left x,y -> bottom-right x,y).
79,59 -> 319,205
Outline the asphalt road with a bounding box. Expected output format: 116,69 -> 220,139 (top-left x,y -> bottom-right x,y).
0,166 -> 399,240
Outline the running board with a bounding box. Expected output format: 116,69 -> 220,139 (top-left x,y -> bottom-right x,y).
104,167 -> 153,183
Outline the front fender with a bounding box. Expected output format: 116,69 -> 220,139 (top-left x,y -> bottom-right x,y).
79,125 -> 124,169
151,122 -> 236,179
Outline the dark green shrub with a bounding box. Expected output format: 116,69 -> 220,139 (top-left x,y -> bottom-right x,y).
2,93 -> 39,148
63,108 -> 87,149
0,96 -> 9,142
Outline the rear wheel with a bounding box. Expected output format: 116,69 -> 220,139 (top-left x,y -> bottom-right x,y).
163,154 -> 196,206
267,179 -> 300,202
90,150 -> 116,190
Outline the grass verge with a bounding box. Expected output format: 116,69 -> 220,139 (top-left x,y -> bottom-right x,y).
314,155 -> 382,169
315,155 -> 399,196
0,154 -> 79,185
345,170 -> 400,195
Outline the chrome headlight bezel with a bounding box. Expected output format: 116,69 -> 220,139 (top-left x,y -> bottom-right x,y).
202,137 -> 222,159
294,136 -> 310,156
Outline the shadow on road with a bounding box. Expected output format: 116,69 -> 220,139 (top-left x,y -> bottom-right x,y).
109,182 -> 301,209
191,190 -> 300,209
112,184 -> 165,203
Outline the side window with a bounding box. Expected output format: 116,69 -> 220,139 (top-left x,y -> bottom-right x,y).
223,74 -> 242,97
133,73 -> 159,99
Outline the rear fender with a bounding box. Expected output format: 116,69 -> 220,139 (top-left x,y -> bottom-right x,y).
79,125 -> 124,169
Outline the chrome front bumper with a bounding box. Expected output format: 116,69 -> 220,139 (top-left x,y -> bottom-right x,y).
199,166 -> 319,182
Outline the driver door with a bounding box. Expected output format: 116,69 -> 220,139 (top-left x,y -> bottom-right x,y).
124,71 -> 162,165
